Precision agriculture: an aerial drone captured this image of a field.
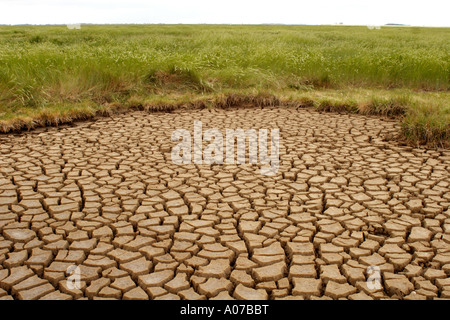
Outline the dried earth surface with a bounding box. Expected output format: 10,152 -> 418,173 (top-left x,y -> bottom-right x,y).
0,107 -> 449,300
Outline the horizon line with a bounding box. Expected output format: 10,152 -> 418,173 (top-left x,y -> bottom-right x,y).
1,23 -> 449,28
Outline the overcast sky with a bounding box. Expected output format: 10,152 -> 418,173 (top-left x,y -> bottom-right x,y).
0,0 -> 448,26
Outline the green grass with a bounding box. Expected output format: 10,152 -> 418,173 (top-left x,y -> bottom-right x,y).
0,24 -> 448,146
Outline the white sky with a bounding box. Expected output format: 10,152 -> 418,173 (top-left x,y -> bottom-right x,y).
0,0 -> 448,26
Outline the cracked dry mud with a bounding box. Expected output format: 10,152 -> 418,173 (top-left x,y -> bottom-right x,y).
0,107 -> 449,300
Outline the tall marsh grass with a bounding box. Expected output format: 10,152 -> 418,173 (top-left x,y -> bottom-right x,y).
0,24 -> 448,145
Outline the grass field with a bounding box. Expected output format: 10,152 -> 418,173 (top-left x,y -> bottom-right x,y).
0,24 -> 448,146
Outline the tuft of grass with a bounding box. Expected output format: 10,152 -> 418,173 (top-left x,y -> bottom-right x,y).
402,103 -> 449,148
360,96 -> 411,117
29,35 -> 45,44
145,65 -> 213,93
316,98 -> 359,113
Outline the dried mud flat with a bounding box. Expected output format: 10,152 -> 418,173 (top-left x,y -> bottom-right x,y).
0,107 -> 449,300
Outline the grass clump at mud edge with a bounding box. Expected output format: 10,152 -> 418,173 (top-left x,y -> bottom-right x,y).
315,98 -> 359,114
401,103 -> 449,148
361,96 -> 410,117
